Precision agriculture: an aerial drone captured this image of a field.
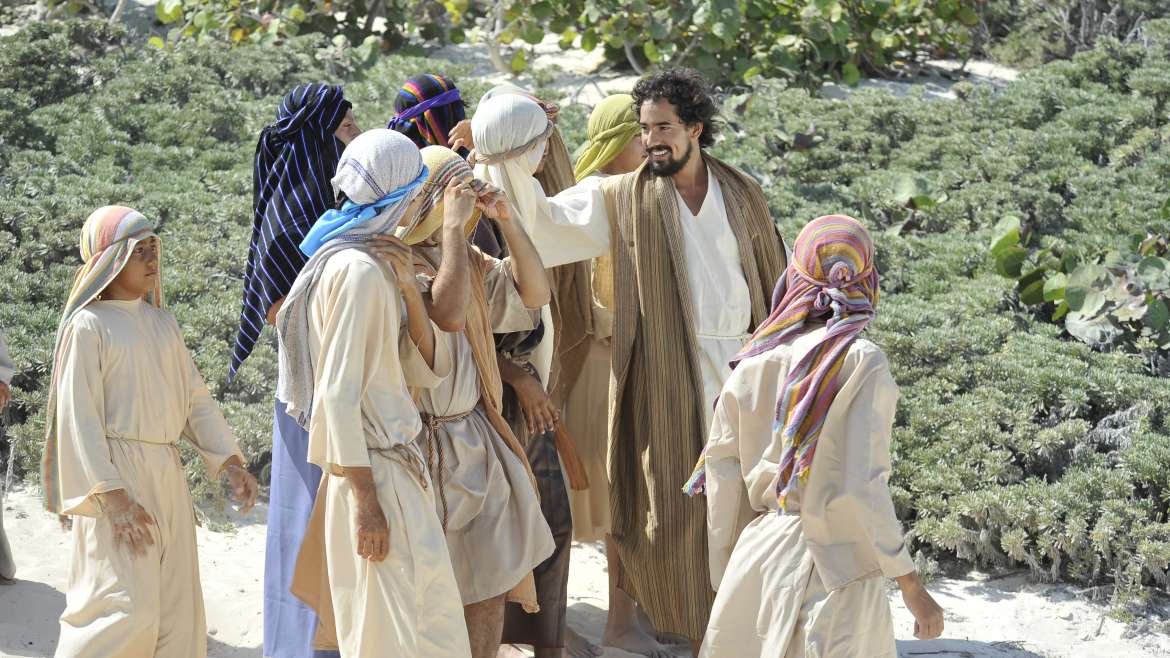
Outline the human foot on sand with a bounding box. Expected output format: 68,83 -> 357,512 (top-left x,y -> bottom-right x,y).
566,626 -> 603,658
602,626 -> 676,658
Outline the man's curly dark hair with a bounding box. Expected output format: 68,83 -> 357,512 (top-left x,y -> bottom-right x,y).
632,67 -> 719,148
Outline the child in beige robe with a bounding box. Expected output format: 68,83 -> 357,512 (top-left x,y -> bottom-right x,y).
693,215 -> 944,657
43,206 -> 257,658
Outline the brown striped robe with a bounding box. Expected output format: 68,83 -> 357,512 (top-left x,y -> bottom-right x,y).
599,154 -> 787,640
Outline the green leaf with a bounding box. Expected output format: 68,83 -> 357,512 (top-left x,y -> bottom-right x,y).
1146,299 -> 1170,331
995,246 -> 1028,278
1137,257 -> 1169,287
989,215 -> 1021,255
644,41 -> 661,62
147,35 -> 167,49
531,1 -> 553,20
156,0 -> 183,24
449,26 -> 466,44
1066,287 -> 1106,316
1052,300 -> 1070,321
521,23 -> 544,45
510,48 -> 528,73
777,34 -> 800,48
1043,272 -> 1067,302
957,6 -> 979,27
557,28 -> 577,49
581,28 -> 598,51
842,61 -> 861,86
1019,276 -> 1046,306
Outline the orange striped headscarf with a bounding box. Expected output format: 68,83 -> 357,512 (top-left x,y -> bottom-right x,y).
685,215 -> 878,509
42,206 -> 161,514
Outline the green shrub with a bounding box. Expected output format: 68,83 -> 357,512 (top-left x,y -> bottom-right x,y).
463,0 -> 980,85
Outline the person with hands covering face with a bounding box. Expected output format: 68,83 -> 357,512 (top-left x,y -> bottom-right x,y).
389,145 -> 555,658
42,206 -> 258,658
271,130 -> 472,658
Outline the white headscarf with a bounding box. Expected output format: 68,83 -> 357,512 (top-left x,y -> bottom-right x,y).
471,94 -> 555,238
277,129 -> 426,426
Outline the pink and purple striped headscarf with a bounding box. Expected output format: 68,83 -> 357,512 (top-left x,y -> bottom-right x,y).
684,215 -> 878,510
42,206 -> 161,514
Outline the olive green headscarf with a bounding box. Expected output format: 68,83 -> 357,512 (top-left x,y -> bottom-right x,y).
573,93 -> 639,182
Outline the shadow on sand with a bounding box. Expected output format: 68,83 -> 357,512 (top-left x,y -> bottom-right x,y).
0,578 -> 65,657
898,638 -> 1047,657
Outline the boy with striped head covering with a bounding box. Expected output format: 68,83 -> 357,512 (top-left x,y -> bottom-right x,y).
278,130 -> 473,658
44,205 -> 257,658
688,215 -> 943,657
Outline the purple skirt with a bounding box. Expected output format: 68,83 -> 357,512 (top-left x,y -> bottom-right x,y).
262,398 -> 339,658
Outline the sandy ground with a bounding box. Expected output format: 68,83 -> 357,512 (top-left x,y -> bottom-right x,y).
2,487 -> 1168,658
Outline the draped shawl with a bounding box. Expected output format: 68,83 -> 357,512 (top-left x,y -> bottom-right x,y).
600,155 -> 787,639
232,83 -> 350,379
43,206 -> 161,514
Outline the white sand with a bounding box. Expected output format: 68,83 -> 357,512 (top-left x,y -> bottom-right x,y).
2,487 -> 1167,658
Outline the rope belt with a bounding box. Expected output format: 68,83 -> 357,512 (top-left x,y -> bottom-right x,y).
419,410 -> 474,531
369,441 -> 430,492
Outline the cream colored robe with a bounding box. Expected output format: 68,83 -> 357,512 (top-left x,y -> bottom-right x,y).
699,328 -> 916,657
301,249 -> 471,657
412,246 -> 555,605
50,299 -> 244,658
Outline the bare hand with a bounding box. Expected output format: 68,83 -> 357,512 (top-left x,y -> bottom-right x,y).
367,235 -> 418,289
101,490 -> 155,557
225,463 -> 258,513
448,119 -> 473,153
899,575 -> 944,640
443,177 -> 479,233
354,489 -> 390,562
0,381 -> 9,412
473,182 -> 514,224
511,371 -> 559,435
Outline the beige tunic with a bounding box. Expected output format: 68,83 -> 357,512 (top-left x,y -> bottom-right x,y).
303,249 -> 472,657
413,247 -> 556,605
700,329 -> 915,657
51,299 -> 244,658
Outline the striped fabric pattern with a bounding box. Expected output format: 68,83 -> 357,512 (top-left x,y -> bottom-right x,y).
400,145 -> 479,245
230,83 -> 350,379
684,215 -> 878,509
602,155 -> 787,640
389,74 -> 466,153
43,206 -> 161,513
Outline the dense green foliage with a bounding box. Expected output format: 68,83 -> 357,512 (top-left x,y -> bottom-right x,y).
4,18 -> 1170,609
978,0 -> 1170,67
991,213 -> 1170,373
458,0 -> 980,85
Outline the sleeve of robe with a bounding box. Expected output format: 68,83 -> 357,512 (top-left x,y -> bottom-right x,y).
52,316 -> 125,517
309,260 -> 409,474
530,177 -> 611,268
702,363 -> 772,590
478,250 -> 541,334
0,331 -> 13,385
178,325 -> 246,479
840,352 -> 916,579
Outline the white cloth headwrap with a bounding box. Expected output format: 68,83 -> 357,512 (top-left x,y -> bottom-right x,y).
471,94 -> 553,243
471,93 -> 560,384
276,129 -> 425,426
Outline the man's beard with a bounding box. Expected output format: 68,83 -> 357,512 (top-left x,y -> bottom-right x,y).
648,141 -> 693,177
